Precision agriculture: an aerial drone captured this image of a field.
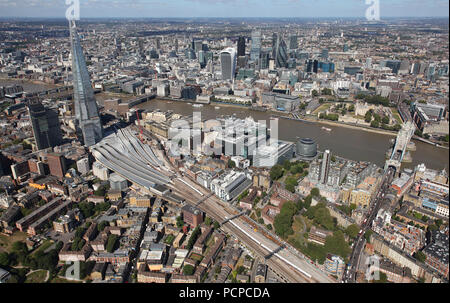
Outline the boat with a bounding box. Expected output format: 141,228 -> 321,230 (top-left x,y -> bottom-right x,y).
215,106 -> 221,109
192,104 -> 203,108
322,127 -> 332,132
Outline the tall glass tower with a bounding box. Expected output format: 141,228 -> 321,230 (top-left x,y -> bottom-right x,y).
220,48 -> 237,81
69,20 -> 103,147
275,37 -> 288,68
250,30 -> 261,61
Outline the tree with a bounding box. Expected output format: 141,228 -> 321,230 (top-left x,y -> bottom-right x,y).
370,120 -> 379,128
270,165 -> 284,181
285,176 -> 298,193
310,188 -> 320,197
186,226 -> 201,250
345,224 -> 359,239
382,116 -> 390,124
227,159 -> 236,168
176,215 -> 184,228
106,234 -> 119,253
213,221 -> 220,230
364,229 -> 374,243
273,201 -> 297,238
312,90 -> 319,97
97,221 -> 109,232
205,217 -> 212,226
348,104 -> 355,112
365,111 -> 372,123
414,251 -> 426,263
0,252 -> 10,267
183,264 -> 195,275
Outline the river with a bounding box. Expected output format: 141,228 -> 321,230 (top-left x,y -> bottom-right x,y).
136,99 -> 449,171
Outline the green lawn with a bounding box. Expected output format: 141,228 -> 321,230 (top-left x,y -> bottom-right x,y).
190,253 -> 204,262
25,270 -> 48,283
50,277 -> 83,283
391,108 -> 403,124
0,232 -> 28,253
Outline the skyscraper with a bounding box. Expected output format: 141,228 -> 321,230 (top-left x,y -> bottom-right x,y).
220,48 -> 237,81
69,20 -> 103,147
289,35 -> 298,50
275,37 -> 288,68
250,30 -> 261,61
237,36 -> 246,57
272,33 -> 278,58
320,150 -> 331,184
28,103 -> 63,150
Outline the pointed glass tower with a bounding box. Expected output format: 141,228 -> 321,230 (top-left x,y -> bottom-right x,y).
69,20 -> 103,147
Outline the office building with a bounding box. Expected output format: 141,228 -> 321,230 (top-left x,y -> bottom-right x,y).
296,138 -> 318,160
28,103 -> 63,150
220,47 -> 237,81
289,35 -> 298,50
250,30 -> 261,61
237,36 -> 246,57
69,21 -> 103,147
274,36 -> 288,68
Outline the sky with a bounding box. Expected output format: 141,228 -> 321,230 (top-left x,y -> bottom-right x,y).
0,0 -> 448,18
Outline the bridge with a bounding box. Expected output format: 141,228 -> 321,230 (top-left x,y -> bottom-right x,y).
385,121 -> 415,173
195,192 -> 214,207
221,210 -> 247,225
264,244 -> 286,260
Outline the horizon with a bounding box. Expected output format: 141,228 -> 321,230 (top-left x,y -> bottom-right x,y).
0,0 -> 448,19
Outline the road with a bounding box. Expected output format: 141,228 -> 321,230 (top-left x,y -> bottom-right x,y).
342,167 -> 395,283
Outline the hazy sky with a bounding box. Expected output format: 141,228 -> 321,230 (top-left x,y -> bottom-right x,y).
0,0 -> 449,18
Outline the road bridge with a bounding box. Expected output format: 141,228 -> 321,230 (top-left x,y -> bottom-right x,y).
385,121 -> 415,173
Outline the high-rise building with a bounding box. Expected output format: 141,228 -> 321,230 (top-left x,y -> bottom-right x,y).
28,103 -> 63,150
321,48 -> 329,59
198,50 -> 206,68
275,37 -> 288,68
289,35 -> 298,50
174,38 -> 178,52
250,30 -> 261,61
237,36 -> 246,57
69,20 -> 103,147
320,150 -> 331,184
272,33 -> 278,58
220,48 -> 237,81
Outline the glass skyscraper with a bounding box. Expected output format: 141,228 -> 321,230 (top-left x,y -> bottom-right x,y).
220,47 -> 237,80
70,20 -> 103,147
28,102 -> 63,150
250,30 -> 261,61
275,37 -> 288,68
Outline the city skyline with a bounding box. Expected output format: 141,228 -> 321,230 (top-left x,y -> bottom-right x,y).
0,0 -> 448,18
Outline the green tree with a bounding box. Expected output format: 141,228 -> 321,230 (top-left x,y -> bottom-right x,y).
310,188 -> 320,197
370,120 -> 379,128
345,224 -> 359,239
0,252 -> 10,267
205,217 -> 212,226
414,251 -> 426,263
106,234 -> 119,253
365,111 -> 372,123
364,229 -> 374,243
186,226 -> 201,250
213,221 -> 220,230
183,264 -> 195,275
382,116 -> 390,124
97,221 -> 109,232
312,90 -> 319,97
270,165 -> 284,181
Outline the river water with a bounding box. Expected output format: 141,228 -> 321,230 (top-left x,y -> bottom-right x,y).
137,99 -> 449,171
